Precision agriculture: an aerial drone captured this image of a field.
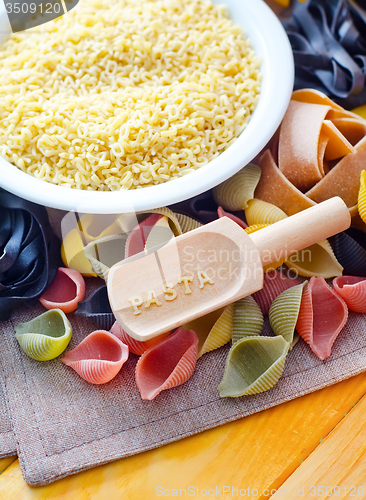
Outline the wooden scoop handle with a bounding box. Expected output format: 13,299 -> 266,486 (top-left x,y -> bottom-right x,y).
249,197 -> 351,266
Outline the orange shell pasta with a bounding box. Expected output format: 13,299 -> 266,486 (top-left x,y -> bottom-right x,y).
62,330 -> 129,384
39,268 -> 85,314
135,327 -> 198,400
333,276 -> 366,313
296,277 -> 348,360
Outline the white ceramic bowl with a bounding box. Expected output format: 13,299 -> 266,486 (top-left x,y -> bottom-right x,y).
0,0 -> 294,213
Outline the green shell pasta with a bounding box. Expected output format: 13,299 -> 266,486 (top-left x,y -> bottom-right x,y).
197,304 -> 233,358
15,309 -> 72,361
269,282 -> 307,345
232,296 -> 264,345
218,335 -> 289,397
213,164 -> 261,211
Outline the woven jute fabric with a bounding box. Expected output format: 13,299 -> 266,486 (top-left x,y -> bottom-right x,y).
0,282 -> 366,485
0,362 -> 16,458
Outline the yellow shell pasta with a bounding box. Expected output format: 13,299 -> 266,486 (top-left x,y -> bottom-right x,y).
175,213 -> 203,233
358,170 -> 366,224
245,198 -> 287,226
213,164 -> 262,211
197,304 -> 233,358
285,239 -> 343,278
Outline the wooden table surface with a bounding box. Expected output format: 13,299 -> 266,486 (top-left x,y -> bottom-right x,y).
0,0 -> 365,492
1,374 -> 366,499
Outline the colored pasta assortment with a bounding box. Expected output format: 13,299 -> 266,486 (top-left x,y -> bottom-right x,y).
0,0 -> 260,191
9,88 -> 366,400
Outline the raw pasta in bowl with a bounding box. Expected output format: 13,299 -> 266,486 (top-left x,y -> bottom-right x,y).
0,0 -> 293,213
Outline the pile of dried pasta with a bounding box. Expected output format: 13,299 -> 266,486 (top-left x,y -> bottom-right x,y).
0,0 -> 261,191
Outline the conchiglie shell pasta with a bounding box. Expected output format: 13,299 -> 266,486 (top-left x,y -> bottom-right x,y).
75,285 -> 115,331
296,277 -> 348,360
245,198 -> 287,226
135,328 -> 198,400
142,207 -> 183,236
174,213 -> 203,233
39,267 -> 85,313
217,207 -> 248,229
124,213 -> 162,258
231,297 -> 264,345
62,330 -> 129,384
252,270 -> 301,316
212,164 -> 261,211
269,282 -> 307,345
333,276 -> 366,313
61,228 -> 96,277
218,336 -> 289,397
83,234 -> 127,281
285,239 -> 343,278
15,309 -> 72,361
109,321 -> 170,356
358,170 -> 366,224
144,216 -> 175,251
197,305 -> 233,358
61,214 -> 124,277
329,227 -> 366,277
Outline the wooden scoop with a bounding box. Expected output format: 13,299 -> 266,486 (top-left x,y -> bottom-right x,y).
107,197 -> 350,341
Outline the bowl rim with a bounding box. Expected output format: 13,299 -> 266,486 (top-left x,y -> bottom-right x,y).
0,0 -> 294,214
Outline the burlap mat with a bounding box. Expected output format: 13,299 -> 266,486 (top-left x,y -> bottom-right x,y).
0,362 -> 16,458
0,280 -> 365,485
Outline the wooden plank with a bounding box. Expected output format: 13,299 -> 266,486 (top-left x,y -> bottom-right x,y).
0,457 -> 16,476
1,375 -> 366,500
275,393 -> 366,499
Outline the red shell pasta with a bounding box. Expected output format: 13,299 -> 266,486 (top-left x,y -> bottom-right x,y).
296,277 -> 348,360
62,330 -> 129,384
39,268 -> 85,314
110,321 -> 170,356
333,276 -> 366,314
135,327 -> 198,400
